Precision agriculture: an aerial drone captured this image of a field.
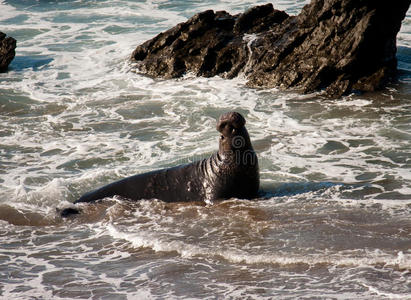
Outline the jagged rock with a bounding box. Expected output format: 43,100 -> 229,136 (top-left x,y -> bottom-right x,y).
0,32 -> 16,72
132,4 -> 287,79
131,0 -> 410,97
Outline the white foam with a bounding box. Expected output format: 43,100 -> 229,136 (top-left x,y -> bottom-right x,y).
105,222 -> 411,270
0,2 -> 410,298
0,1 -> 18,22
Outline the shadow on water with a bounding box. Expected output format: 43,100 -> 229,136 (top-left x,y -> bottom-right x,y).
0,202 -> 114,227
397,46 -> 411,65
259,181 -> 347,198
9,55 -> 53,71
397,46 -> 411,85
0,204 -> 60,227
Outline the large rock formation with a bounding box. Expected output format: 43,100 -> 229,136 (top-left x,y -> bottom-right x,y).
0,32 -> 16,72
131,0 -> 410,97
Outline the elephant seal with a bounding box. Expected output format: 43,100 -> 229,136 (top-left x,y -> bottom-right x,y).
61,112 -> 259,217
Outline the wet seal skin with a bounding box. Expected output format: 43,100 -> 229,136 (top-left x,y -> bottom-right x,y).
60,112 -> 259,217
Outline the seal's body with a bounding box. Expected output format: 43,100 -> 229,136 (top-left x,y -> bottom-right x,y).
62,112 -> 258,216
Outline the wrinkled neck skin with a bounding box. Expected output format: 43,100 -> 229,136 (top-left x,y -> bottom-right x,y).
198,126 -> 259,203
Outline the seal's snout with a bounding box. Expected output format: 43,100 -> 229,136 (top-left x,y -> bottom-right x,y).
217,112 -> 246,135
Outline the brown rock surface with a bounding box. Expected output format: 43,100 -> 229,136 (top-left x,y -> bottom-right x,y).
131,0 -> 410,97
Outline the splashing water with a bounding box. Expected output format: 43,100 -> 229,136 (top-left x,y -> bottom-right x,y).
0,0 -> 410,299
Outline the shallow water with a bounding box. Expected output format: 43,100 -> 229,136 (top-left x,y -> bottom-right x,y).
0,0 -> 410,299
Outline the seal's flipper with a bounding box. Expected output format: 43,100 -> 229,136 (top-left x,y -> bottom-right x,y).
59,207 -> 81,218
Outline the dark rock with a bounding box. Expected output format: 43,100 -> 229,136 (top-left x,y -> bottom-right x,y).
0,32 -> 16,72
132,4 -> 287,80
233,3 -> 288,34
131,0 -> 410,97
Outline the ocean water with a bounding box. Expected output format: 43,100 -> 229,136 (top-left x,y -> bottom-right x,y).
0,0 -> 410,299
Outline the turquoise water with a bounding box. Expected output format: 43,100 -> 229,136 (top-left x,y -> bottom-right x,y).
0,1 -> 410,299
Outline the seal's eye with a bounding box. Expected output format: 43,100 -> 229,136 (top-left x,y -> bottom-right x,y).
220,135 -> 224,140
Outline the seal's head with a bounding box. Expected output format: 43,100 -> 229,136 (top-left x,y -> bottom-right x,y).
217,112 -> 252,155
